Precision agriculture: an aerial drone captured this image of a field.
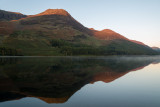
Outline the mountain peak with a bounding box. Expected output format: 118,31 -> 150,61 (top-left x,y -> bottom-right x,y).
37,9 -> 70,16
101,29 -> 115,33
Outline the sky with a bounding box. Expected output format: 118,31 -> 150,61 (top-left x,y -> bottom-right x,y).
0,0 -> 160,47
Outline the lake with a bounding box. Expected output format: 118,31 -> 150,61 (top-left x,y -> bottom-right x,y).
0,56 -> 160,107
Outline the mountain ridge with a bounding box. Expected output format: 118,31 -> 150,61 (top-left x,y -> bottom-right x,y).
0,9 -> 27,21
0,9 -> 158,56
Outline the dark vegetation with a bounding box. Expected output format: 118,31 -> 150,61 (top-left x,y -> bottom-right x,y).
0,47 -> 22,56
50,39 -> 158,56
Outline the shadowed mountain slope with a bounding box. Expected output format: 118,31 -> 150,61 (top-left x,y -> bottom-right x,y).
0,10 -> 27,21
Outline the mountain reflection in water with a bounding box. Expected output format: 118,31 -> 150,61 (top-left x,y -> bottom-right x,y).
0,56 -> 160,104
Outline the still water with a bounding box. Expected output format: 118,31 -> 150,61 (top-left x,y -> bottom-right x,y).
0,56 -> 160,107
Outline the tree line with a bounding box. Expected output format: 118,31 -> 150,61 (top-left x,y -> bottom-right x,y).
0,47 -> 22,56
50,39 -> 136,56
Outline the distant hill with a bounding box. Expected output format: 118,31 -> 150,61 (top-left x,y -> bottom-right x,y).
0,9 -> 158,56
152,47 -> 160,52
0,10 -> 27,21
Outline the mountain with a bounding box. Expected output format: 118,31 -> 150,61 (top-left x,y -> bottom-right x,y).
152,47 -> 160,52
0,9 -> 27,21
19,9 -> 91,35
0,9 -> 158,56
91,29 -> 156,55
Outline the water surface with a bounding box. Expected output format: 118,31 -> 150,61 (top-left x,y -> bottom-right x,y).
0,56 -> 160,107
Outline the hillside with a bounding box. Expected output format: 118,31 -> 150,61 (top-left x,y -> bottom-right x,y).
0,10 -> 27,21
0,9 -> 158,56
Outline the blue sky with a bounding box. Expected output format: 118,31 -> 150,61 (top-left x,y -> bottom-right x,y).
0,0 -> 160,47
